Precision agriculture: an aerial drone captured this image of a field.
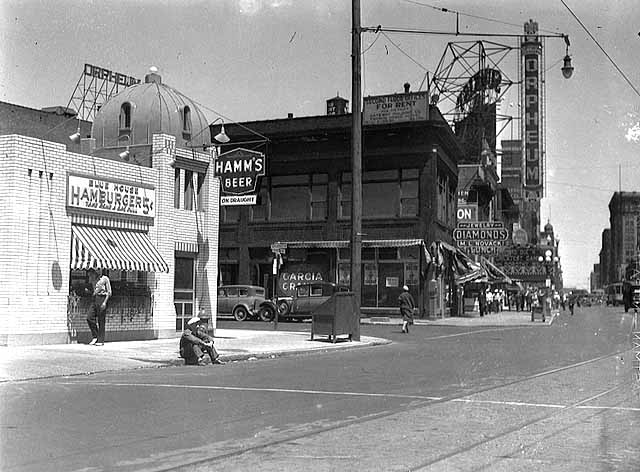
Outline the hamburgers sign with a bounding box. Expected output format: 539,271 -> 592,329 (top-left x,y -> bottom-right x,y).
215,148 -> 266,205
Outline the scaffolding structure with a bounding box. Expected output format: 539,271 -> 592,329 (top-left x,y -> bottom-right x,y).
66,64 -> 140,122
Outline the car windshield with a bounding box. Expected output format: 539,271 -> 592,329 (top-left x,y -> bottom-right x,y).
310,285 -> 323,296
256,288 -> 265,297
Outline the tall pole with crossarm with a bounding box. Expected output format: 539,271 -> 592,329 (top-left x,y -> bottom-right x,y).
351,0 -> 363,306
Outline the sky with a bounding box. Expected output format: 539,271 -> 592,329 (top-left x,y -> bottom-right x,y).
1,0 -> 639,289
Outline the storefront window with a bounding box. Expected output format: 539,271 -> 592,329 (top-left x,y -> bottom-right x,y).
341,169 -> 418,219
311,174 -> 327,220
437,174 -> 447,222
269,174 -> 327,222
223,206 -> 240,223
184,170 -> 194,211
251,179 -> 269,221
174,169 -> 180,209
196,172 -> 205,211
339,173 -> 351,219
400,169 -> 419,217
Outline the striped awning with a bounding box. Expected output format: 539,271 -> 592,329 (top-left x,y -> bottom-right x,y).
71,225 -> 169,273
271,239 -> 431,263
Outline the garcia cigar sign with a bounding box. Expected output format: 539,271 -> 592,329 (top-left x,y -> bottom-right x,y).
215,148 -> 266,206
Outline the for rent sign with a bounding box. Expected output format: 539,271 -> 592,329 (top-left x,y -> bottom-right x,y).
215,148 -> 266,206
363,91 -> 429,125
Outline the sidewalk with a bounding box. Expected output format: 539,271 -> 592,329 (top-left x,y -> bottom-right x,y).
362,309 -> 559,327
0,310 -> 558,383
0,329 -> 390,383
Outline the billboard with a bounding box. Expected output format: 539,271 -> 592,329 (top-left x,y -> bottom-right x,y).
67,174 -> 155,218
363,91 -> 429,125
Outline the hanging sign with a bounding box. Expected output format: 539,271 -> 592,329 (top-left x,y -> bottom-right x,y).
215,148 -> 266,206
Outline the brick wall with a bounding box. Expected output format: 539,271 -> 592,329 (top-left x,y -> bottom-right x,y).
0,133 -> 220,345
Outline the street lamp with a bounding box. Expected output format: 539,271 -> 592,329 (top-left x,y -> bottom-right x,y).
538,249 -> 559,288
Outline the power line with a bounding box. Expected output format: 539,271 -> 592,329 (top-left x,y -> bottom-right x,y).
560,0 -> 640,98
403,0 -> 563,35
380,31 -> 431,72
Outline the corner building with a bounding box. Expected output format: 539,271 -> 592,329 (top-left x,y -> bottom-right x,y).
219,95 -> 463,314
0,70 -> 219,345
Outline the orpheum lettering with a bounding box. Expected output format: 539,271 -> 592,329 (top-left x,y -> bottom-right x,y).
522,21 -> 541,191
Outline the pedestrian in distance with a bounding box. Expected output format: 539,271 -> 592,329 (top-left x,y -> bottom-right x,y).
85,268 -> 111,346
180,317 -> 224,365
398,285 -> 415,334
568,292 -> 575,316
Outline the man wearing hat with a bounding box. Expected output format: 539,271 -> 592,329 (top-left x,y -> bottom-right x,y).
398,285 -> 416,334
179,317 -> 223,365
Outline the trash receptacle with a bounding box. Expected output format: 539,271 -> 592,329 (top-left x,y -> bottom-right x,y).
311,292 -> 360,342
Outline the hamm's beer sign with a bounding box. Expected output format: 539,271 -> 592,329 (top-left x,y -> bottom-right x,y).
215,148 -> 266,206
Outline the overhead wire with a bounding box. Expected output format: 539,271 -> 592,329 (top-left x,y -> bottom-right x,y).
560,0 -> 640,98
402,0 -> 563,34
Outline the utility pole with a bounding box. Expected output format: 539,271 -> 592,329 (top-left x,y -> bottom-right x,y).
351,0 -> 363,305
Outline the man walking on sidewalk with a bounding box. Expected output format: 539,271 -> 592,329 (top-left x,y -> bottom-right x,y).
86,268 -> 111,346
399,285 -> 415,334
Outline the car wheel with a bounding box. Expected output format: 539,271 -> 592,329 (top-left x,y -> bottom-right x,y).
277,300 -> 290,317
259,306 -> 275,322
233,306 -> 249,322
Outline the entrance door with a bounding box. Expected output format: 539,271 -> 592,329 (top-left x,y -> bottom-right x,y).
378,263 -> 403,308
174,257 -> 195,331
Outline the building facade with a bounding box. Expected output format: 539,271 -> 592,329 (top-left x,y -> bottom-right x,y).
0,71 -> 220,345
608,192 -> 640,283
216,95 -> 464,314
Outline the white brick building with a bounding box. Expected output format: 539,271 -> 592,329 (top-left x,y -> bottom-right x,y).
0,70 -> 220,345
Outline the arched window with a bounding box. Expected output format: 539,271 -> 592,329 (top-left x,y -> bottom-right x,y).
182,106 -> 192,138
119,102 -> 132,129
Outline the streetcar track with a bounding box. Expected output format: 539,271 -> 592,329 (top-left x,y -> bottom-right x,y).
469,383 -> 640,472
408,382 -> 629,471
77,347 -> 632,472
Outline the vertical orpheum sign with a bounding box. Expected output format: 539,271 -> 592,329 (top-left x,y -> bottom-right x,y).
522,20 -> 542,198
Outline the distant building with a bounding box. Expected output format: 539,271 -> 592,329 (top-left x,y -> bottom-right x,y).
599,228 -> 611,286
608,192 -> 640,283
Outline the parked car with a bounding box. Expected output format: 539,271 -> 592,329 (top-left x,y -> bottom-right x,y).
217,285 -> 274,322
275,281 -> 349,321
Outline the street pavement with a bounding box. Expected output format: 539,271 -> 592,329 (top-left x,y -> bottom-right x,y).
0,309 -> 553,383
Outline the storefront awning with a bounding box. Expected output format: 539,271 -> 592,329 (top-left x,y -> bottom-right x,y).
480,257 -> 512,284
71,225 -> 169,273
271,239 -> 430,263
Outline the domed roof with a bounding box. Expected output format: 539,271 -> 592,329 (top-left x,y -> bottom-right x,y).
544,220 -> 554,232
91,68 -> 210,150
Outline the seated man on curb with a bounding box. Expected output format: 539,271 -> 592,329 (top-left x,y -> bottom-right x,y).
179,317 -> 224,365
